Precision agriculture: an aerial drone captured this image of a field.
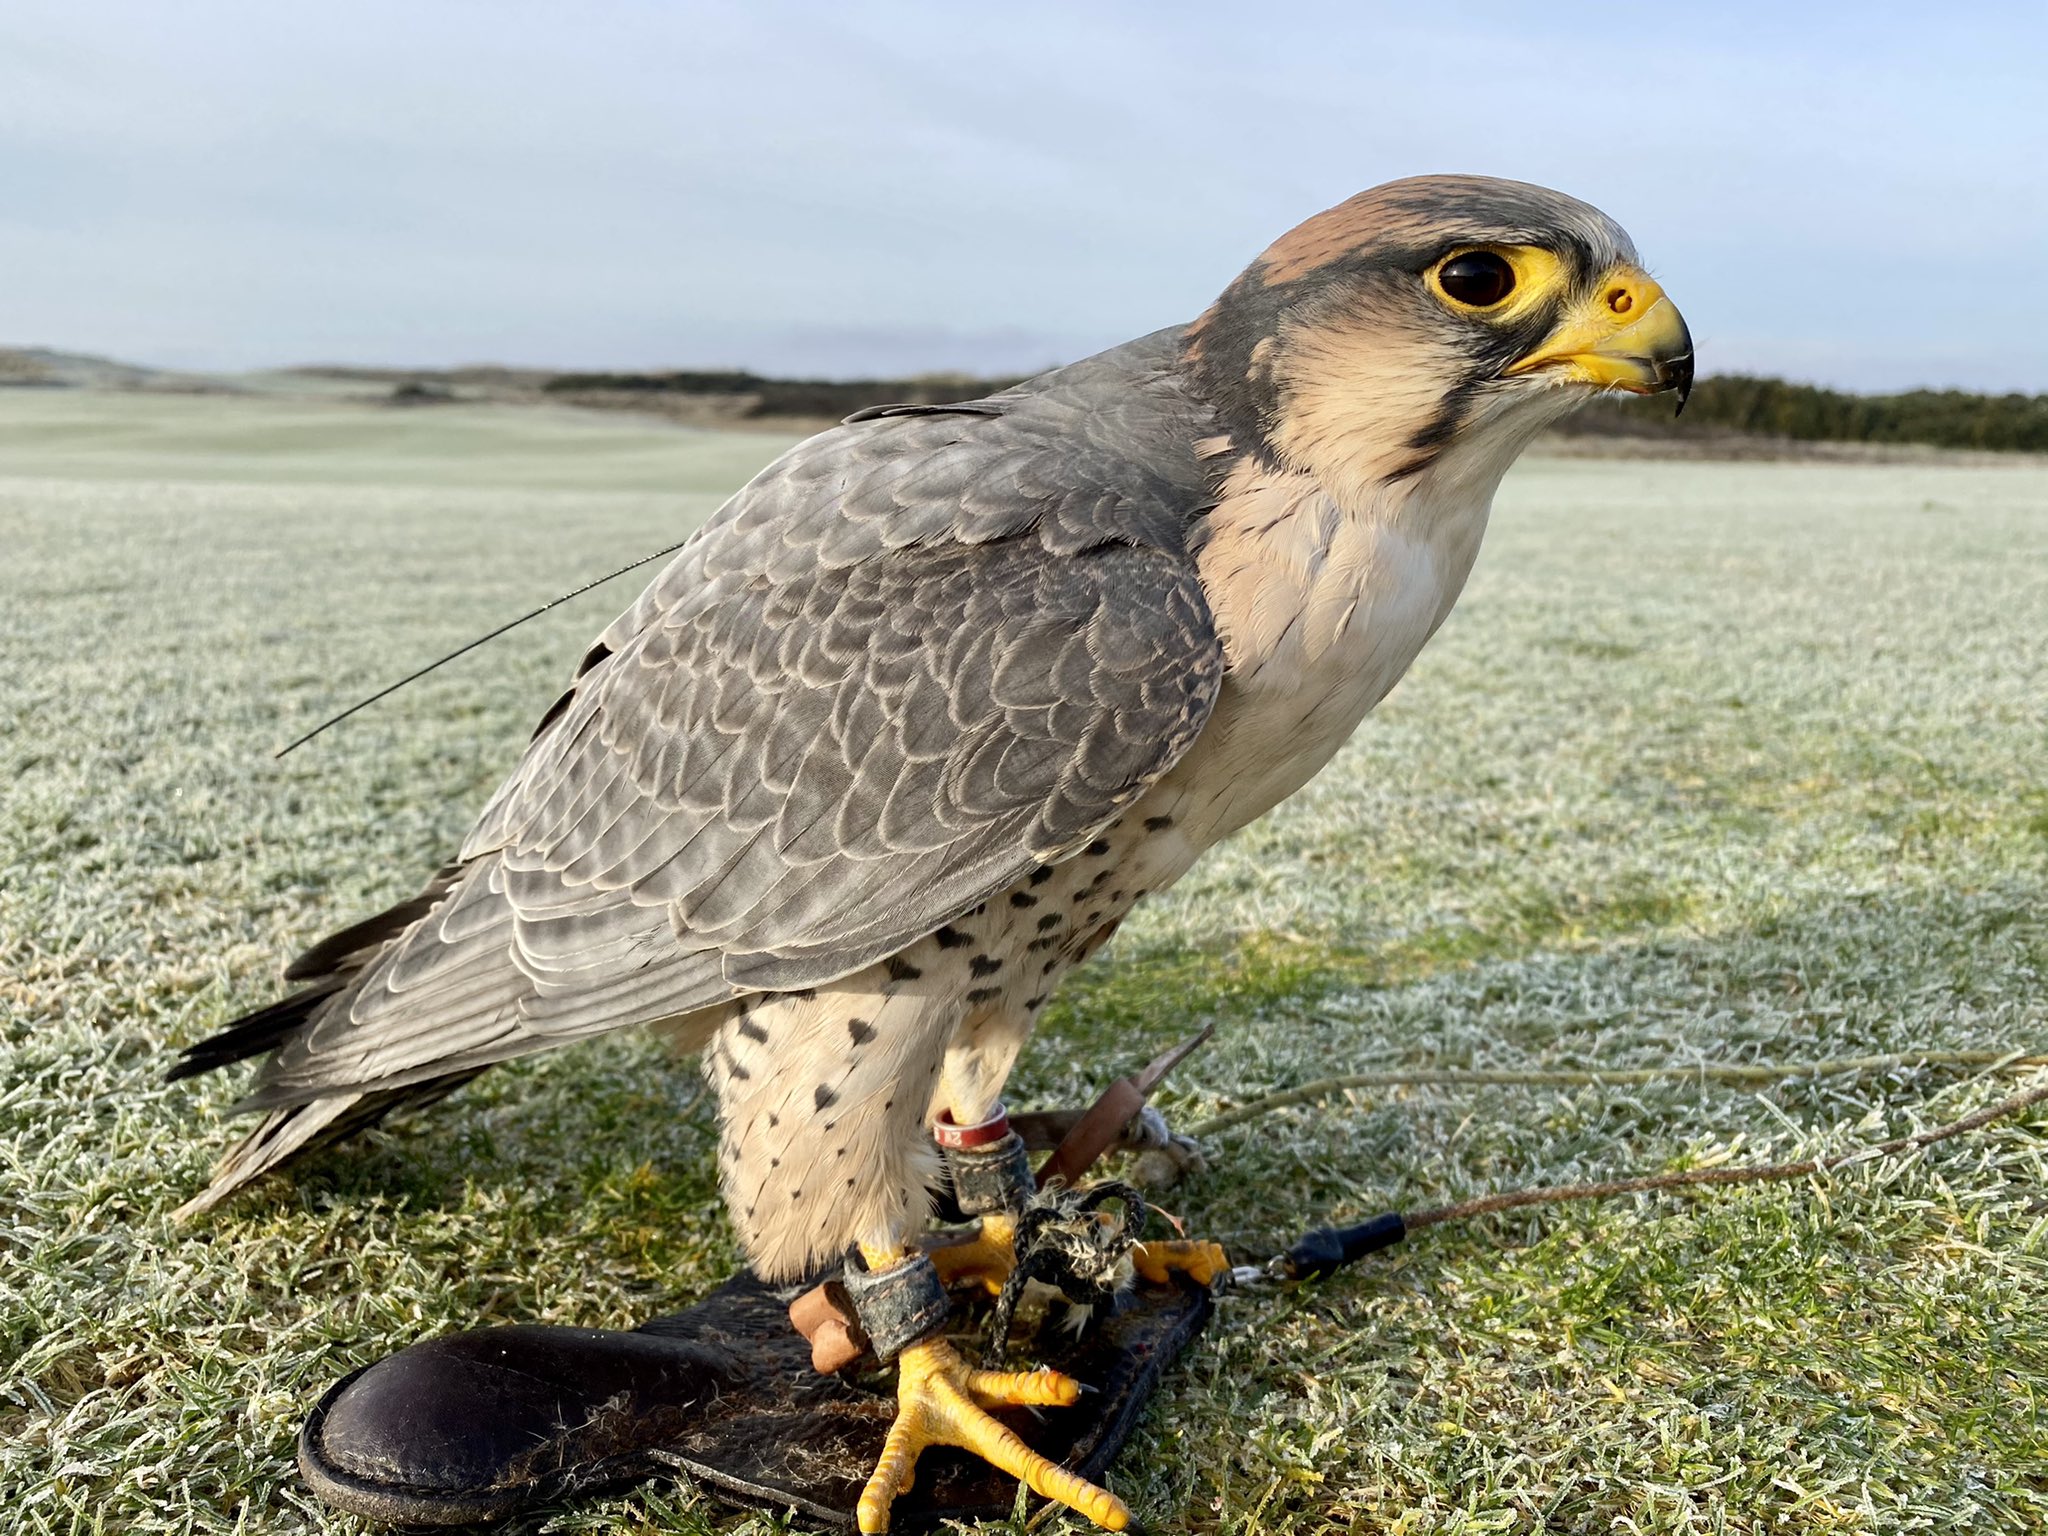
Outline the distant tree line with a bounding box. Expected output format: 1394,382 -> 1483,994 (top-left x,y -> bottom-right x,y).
542,364 -> 2047,452
1561,374 -> 2048,452
541,368 -> 1024,421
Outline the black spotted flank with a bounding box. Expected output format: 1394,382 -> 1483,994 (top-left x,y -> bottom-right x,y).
965,986 -> 1001,1004
1009,892 -> 1038,909
1026,994 -> 1047,1010
1028,865 -> 1055,886
969,955 -> 1003,978
848,1018 -> 876,1046
736,1015 -> 768,1044
714,1039 -> 750,1082
814,1084 -> 839,1112
934,926 -> 971,949
1144,814 -> 1174,831
1036,913 -> 1063,932
886,955 -> 923,982
1084,838 -> 1112,857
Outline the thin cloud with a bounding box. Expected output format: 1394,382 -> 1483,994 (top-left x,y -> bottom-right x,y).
1,2 -> 2041,390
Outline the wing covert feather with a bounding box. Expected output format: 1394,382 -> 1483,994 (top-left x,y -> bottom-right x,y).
247,330 -> 1222,1106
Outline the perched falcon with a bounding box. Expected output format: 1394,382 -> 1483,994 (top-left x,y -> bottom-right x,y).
172,175 -> 1691,1530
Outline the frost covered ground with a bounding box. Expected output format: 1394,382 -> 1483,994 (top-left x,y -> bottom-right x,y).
4,392 -> 2045,1533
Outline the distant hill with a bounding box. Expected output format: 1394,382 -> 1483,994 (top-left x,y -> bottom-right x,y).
0,346 -> 231,393
8,344 -> 2043,454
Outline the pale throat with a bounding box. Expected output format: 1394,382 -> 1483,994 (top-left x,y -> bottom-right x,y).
1153,405 -> 1548,851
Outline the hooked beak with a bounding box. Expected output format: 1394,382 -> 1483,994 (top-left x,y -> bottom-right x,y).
1505,263 -> 1694,414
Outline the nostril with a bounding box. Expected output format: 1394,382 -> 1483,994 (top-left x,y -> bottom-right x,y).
1608,287 -> 1634,315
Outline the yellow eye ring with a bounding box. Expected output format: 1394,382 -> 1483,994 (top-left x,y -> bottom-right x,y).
1426,245 -> 1568,318
1434,250 -> 1517,308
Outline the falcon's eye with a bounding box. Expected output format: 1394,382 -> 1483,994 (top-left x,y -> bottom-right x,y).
1435,251 -> 1517,309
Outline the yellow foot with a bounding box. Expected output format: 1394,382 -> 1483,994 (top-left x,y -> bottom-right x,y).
920,1212 -> 1016,1297
856,1335 -> 1131,1533
1131,1238 -> 1230,1287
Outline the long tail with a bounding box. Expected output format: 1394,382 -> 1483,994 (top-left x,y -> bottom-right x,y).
169,866 -> 479,1219
170,1072 -> 480,1220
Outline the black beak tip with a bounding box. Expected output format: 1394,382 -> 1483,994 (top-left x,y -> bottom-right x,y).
1668,351 -> 1695,417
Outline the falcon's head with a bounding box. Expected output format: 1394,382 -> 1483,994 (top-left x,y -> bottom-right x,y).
1186,174 -> 1693,503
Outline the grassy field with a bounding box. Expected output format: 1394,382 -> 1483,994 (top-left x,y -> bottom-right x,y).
3,390 -> 2046,1535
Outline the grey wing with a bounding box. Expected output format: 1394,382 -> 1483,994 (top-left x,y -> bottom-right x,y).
239,332 -> 1223,1111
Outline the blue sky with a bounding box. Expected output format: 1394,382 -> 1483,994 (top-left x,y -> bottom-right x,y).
4,2 -> 2043,390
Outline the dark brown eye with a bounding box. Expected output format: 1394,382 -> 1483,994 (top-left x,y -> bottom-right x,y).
1437,251 -> 1516,308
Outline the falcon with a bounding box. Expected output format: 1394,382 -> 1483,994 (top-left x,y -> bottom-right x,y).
171,174 -> 1692,1531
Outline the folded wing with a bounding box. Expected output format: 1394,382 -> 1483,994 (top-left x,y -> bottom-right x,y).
228,331 -> 1224,1113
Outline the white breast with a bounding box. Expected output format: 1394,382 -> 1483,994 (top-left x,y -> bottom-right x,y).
1133,453 -> 1497,858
